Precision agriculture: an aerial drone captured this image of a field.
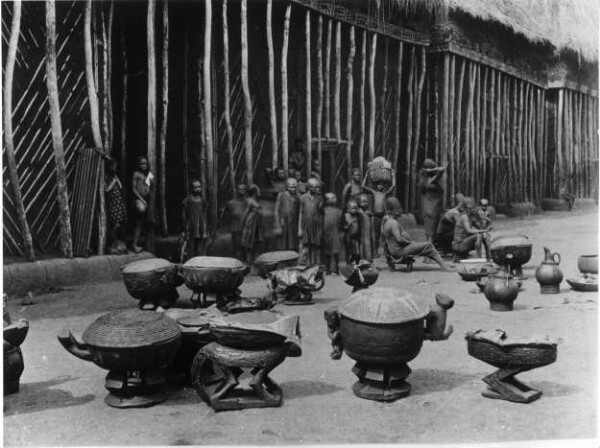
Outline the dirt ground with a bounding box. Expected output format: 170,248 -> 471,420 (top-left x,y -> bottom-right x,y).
3,209 -> 599,447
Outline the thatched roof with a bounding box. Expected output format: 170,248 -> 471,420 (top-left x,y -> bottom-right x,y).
447,0 -> 599,62
378,0 -> 598,61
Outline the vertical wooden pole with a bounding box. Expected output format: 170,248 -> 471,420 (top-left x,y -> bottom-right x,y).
358,30 -> 367,174
324,19 -> 332,139
241,0 -> 253,184
488,69 -> 496,202
465,62 -> 475,198
480,67 -> 488,200
120,30 -> 129,203
333,21 -> 341,141
107,1 -> 114,153
454,57 -> 465,194
146,0 -> 156,252
367,33 -> 377,162
100,6 -> 110,155
197,60 -> 207,196
324,19 -> 333,191
392,41 -> 403,182
222,1 -> 234,193
204,0 -> 216,238
447,54 -> 455,200
380,38 -> 389,155
316,15 -> 323,174
4,0 -> 35,260
159,0 -> 169,236
410,46 -> 426,208
556,89 -> 563,197
305,10 -> 312,179
403,46 -> 416,210
345,26 -> 356,173
181,25 -> 190,196
267,0 -> 278,170
46,0 -> 74,258
281,2 -> 291,175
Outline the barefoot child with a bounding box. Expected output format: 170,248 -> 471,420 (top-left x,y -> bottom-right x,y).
105,158 -> 127,254
132,156 -> 155,253
362,175 -> 395,257
322,193 -> 343,275
358,193 -> 374,263
341,199 -> 361,265
182,180 -> 208,256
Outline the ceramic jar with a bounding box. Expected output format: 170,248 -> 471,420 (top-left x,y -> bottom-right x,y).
483,270 -> 520,311
535,247 -> 563,294
578,255 -> 598,275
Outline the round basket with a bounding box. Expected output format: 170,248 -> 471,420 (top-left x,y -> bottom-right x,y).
466,338 -> 557,369
457,259 -> 499,282
367,157 -> 393,184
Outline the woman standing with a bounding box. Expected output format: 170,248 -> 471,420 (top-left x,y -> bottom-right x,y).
418,158 -> 447,242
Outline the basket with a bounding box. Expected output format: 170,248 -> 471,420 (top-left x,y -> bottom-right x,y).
566,278 -> 598,292
367,157 -> 393,184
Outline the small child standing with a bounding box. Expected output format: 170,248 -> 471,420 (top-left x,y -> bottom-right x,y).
322,193 -> 343,275
341,199 -> 361,265
358,193 -> 374,263
362,175 -> 395,257
182,179 -> 208,256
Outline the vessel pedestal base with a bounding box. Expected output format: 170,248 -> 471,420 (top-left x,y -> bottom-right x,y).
351,362 -> 411,402
481,366 -> 542,403
191,342 -> 286,411
104,369 -> 168,408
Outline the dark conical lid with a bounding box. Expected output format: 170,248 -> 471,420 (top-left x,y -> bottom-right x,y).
82,309 -> 181,348
338,287 -> 429,324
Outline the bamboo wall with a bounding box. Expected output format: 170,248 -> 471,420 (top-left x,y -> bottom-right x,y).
2,0 -> 599,259
2,1 -> 91,257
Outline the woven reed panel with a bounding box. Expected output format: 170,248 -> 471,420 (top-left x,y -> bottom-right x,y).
2,1 -> 91,257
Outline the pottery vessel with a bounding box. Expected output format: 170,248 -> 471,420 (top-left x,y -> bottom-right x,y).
181,256 -> 248,294
122,258 -> 181,309
578,255 -> 598,275
535,247 -> 563,294
490,235 -> 532,278
57,309 -> 181,372
341,261 -> 379,291
483,269 -> 520,311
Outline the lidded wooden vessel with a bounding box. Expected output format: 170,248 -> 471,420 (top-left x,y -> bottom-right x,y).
337,288 -> 429,365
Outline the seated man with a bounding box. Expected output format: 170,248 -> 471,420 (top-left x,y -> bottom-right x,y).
433,193 -> 466,254
382,198 -> 453,272
452,198 -> 492,259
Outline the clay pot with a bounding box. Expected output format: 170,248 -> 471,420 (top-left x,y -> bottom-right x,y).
535,247 -> 563,294
578,255 -> 598,275
483,271 -> 520,311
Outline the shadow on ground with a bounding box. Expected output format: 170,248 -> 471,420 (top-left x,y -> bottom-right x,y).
4,375 -> 95,416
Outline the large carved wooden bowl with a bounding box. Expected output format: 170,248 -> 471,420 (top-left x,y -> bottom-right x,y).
337,288 -> 429,365
181,257 -> 248,294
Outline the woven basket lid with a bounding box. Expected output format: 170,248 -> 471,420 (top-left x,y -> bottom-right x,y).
338,287 -> 429,324
122,258 -> 173,274
82,309 -> 181,348
254,251 -> 300,265
183,256 -> 245,269
490,235 -> 531,249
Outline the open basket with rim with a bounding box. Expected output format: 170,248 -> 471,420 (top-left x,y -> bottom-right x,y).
466,329 -> 557,403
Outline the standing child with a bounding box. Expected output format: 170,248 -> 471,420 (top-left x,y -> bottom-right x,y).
358,193 -> 374,263
240,184 -> 264,264
225,184 -> 248,260
105,158 -> 127,254
322,193 -> 343,275
274,178 -> 300,251
298,178 -> 323,266
362,175 -> 395,257
182,179 -> 208,256
341,199 -> 361,265
132,156 -> 155,253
